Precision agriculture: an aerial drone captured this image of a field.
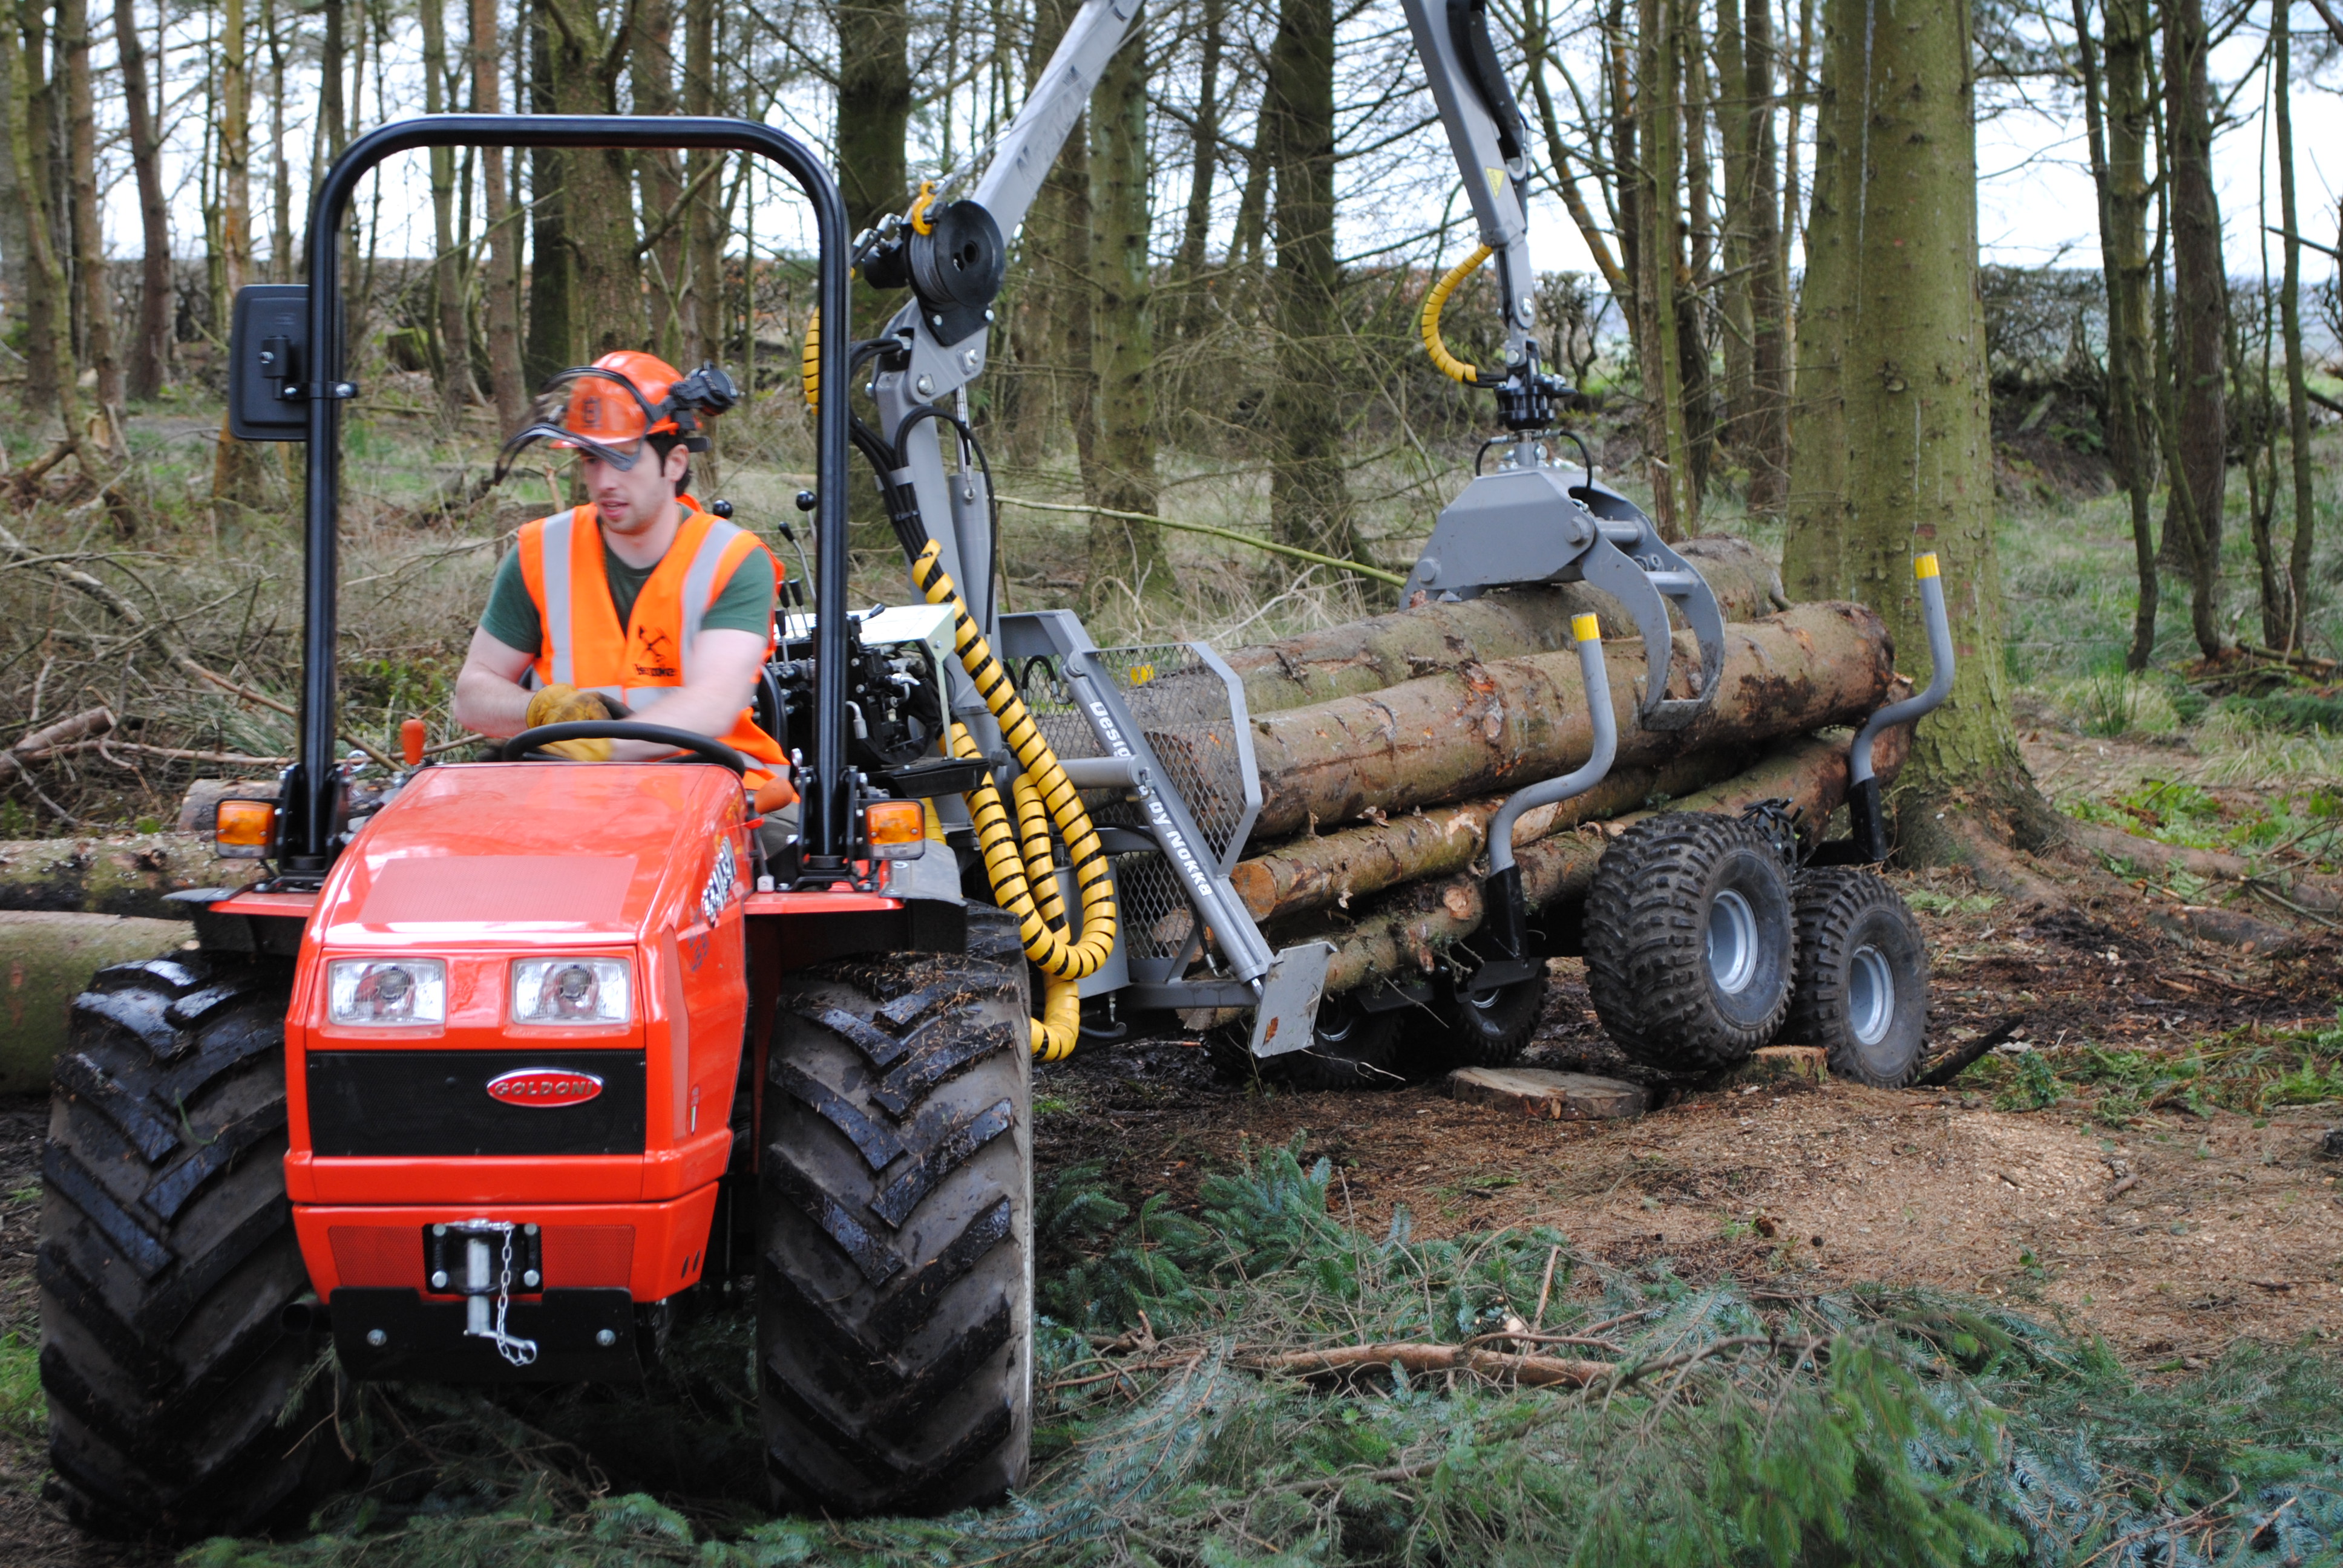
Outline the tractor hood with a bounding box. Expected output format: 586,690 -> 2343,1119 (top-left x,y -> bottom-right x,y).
315,761 -> 748,949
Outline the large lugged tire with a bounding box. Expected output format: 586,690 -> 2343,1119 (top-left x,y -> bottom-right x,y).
1584,812 -> 1796,1074
1213,993 -> 1405,1091
759,903 -> 1034,1515
1784,869 -> 1930,1087
39,954 -> 341,1537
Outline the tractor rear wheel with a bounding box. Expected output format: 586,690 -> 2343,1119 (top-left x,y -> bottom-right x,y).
1584,812 -> 1796,1075
758,903 -> 1034,1515
38,954 -> 342,1538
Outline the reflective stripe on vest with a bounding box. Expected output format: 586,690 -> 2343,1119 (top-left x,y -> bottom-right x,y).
514,506 -> 785,772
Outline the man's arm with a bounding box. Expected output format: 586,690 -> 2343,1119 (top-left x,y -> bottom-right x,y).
611,627 -> 768,757
451,626 -> 538,737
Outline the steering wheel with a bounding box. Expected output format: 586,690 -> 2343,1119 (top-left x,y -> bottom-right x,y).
500,721 -> 749,776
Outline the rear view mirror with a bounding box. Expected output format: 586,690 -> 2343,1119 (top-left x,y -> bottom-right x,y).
227,284 -> 310,441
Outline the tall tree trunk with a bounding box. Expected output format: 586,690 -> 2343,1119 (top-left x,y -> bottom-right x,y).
59,0 -> 116,442
15,0 -> 66,420
1087,13 -> 1159,591
1633,0 -> 1694,537
471,0 -> 525,425
1265,0 -> 1354,560
543,0 -> 643,356
2159,0 -> 2225,657
1522,0 -> 1627,300
1167,0 -> 1224,344
211,0 -> 262,510
1674,11 -> 1714,505
680,0 -> 720,364
1714,0 -> 1753,455
1788,0 -> 2027,851
1780,0 -> 1846,596
2274,0 -> 2315,652
264,0 -> 287,278
523,0 -> 572,382
113,0 -> 167,400
2073,0 -> 2158,668
0,10 -> 22,346
1740,0 -> 1788,514
419,0 -> 476,416
836,0 -> 908,341
629,0 -> 684,361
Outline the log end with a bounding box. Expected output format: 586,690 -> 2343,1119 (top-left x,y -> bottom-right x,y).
1446,1067 -> 1648,1120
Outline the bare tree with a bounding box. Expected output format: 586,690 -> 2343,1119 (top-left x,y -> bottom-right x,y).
471,0 -> 526,424
2158,0 -> 2226,658
114,0 -> 169,399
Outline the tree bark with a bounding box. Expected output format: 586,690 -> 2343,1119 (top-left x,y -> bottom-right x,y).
523,0 -> 572,382
59,0 -> 117,441
1714,0 -> 1753,457
113,0 -> 167,400
543,0 -> 644,357
1788,0 -> 2025,855
1780,0 -> 1847,598
1245,599 -> 1895,837
1231,745 -> 1758,921
1675,11 -> 1715,501
419,0 -> 477,417
264,0 -> 288,278
1633,0 -> 1694,538
837,0 -> 909,341
1087,16 -> 1159,591
680,0 -> 721,365
629,0 -> 684,361
1296,724 -> 1912,993
1265,0 -> 1354,561
2273,0 -> 2315,652
1167,0 -> 1224,344
471,0 -> 526,426
2073,0 -> 2158,669
1740,0 -> 1788,514
2159,0 -> 2226,657
210,0 -> 261,510
11,2 -> 69,423
1219,533 -> 1787,714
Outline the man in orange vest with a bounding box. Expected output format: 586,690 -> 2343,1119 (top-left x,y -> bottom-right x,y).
451,351 -> 791,799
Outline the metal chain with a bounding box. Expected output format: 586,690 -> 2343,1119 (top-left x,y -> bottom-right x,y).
462,1223 -> 540,1368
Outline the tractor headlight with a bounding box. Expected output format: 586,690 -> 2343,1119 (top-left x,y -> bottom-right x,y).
511,958 -> 631,1025
326,959 -> 446,1027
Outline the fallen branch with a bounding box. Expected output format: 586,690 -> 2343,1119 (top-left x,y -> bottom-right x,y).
2063,818 -> 2343,915
0,705 -> 113,784
998,494 -> 1407,586
1242,1341 -> 1612,1388
1914,1014 -> 2027,1088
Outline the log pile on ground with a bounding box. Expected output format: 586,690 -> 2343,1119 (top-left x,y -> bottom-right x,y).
1186,538 -> 1914,995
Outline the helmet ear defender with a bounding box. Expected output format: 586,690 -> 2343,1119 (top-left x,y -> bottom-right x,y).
494,356 -> 739,481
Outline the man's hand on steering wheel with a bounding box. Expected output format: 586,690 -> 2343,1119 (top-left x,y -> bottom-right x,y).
501,720 -> 749,774
523,684 -> 631,760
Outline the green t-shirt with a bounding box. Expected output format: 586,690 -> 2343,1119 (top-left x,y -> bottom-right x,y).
481,520 -> 776,657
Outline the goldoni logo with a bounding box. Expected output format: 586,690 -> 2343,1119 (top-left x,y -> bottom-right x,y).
485,1067 -> 605,1108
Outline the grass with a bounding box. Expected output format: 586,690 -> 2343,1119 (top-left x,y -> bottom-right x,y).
0,1331 -> 41,1438
188,1138 -> 2343,1566
1944,1010 -> 2343,1126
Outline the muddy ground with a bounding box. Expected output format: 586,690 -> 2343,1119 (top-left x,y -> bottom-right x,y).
1,859 -> 2337,1563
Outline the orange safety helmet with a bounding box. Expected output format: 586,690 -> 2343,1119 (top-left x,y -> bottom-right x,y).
497,351 -> 739,477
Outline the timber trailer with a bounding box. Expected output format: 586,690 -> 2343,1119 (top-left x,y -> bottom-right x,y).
36,0 -> 1953,1539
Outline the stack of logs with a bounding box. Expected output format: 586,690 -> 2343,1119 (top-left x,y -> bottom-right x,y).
1187,537 -> 1916,996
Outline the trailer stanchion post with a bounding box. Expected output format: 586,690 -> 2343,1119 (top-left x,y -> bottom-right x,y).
1845,554 -> 1955,864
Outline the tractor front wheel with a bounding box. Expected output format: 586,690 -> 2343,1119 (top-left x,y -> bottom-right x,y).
758,903 -> 1035,1515
38,954 -> 342,1537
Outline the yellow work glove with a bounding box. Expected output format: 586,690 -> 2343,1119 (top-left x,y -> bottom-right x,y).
523,684 -> 623,762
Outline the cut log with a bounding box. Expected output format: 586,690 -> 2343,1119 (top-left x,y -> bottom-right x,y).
1446,1067 -> 1649,1119
1227,746 -> 1759,923
1296,722 -> 1912,995
1221,535 -> 1786,716
1248,601 -> 1895,839
0,832 -> 248,918
0,705 -> 113,784
0,912 -> 189,1091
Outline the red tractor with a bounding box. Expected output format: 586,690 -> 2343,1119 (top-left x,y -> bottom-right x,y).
38,116 -> 1037,1534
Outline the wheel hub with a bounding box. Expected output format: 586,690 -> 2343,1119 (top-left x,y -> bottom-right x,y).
1848,943 -> 1895,1046
1706,888 -> 1758,995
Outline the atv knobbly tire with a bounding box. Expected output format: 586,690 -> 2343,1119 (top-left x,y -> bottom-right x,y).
38,954 -> 342,1538
1784,869 -> 1930,1087
1211,993 -> 1405,1090
759,903 -> 1034,1515
1584,812 -> 1796,1074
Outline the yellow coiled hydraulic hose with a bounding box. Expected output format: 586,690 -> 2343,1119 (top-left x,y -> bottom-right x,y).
910,539 -> 1118,1062
1421,242 -> 1493,386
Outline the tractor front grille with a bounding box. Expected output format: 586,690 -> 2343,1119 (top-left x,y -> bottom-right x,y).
305,1048 -> 648,1157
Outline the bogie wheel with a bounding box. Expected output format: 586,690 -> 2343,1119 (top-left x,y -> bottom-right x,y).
1784,869 -> 1930,1086
1206,993 -> 1404,1091
39,955 -> 344,1537
1584,812 -> 1797,1074
1421,973 -> 1549,1071
759,903 -> 1034,1515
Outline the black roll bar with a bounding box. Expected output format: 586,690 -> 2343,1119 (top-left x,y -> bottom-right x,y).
288,115 -> 853,874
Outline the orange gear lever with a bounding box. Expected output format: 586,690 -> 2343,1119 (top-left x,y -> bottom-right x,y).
399,717 -> 427,766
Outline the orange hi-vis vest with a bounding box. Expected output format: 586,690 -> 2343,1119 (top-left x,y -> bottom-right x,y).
514,504 -> 787,780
